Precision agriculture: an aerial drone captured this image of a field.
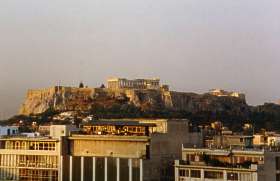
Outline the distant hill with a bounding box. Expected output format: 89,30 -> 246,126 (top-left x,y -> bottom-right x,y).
16,86 -> 280,132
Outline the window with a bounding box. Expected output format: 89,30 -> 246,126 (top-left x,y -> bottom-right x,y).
239,156 -> 245,163
276,157 -> 280,170
29,143 -> 35,150
44,143 -> 49,150
39,143 -> 44,150
194,155 -> 200,162
22,142 -> 26,150
277,173 -> 280,181
190,155 -> 195,162
191,170 -> 201,178
15,141 -> 20,149
227,172 -> 238,180
6,141 -> 11,149
205,171 -> 223,179
49,143 -> 56,151
179,169 -> 189,177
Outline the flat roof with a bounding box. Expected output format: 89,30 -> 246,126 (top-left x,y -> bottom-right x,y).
182,147 -> 265,155
69,134 -> 150,141
223,135 -> 254,138
0,136 -> 59,142
83,120 -> 156,127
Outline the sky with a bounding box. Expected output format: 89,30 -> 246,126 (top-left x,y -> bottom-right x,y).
0,0 -> 280,119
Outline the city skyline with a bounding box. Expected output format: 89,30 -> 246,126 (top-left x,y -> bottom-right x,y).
1,0 -> 280,119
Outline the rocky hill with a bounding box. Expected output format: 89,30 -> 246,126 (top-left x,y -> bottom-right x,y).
15,86 -> 280,131
20,86 -> 247,118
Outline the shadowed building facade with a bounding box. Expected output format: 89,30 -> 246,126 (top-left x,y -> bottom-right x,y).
175,147 -> 280,181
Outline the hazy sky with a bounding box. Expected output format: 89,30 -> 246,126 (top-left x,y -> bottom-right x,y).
0,0 -> 280,119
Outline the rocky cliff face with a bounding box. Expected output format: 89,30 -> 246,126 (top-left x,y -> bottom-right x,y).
19,86 -> 249,118
16,86 -> 280,132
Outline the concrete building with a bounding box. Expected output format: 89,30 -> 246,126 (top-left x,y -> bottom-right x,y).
213,134 -> 254,149
0,137 -> 62,180
141,119 -> 203,181
102,118 -> 203,181
50,125 -> 79,139
0,125 -> 76,181
38,125 -> 51,136
175,147 -> 280,181
64,119 -> 202,181
253,132 -> 280,147
0,122 -> 152,181
201,122 -> 254,149
64,120 -> 155,181
0,119 -> 202,181
0,126 -> 18,136
107,77 -> 162,90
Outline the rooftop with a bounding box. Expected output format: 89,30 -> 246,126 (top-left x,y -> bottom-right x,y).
83,120 -> 157,127
182,147 -> 265,155
175,160 -> 258,171
0,135 -> 59,141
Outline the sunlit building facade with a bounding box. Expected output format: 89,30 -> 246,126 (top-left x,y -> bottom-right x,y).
0,137 -> 62,181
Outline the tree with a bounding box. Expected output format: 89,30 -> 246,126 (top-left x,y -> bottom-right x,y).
79,82 -> 84,88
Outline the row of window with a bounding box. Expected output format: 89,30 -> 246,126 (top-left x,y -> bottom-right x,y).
19,169 -> 58,181
4,141 -> 56,151
19,155 -> 58,168
85,125 -> 148,136
0,155 -> 58,168
179,169 -> 239,180
186,154 -> 264,164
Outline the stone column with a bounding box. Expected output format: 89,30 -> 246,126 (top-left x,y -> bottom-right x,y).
252,172 -> 258,181
201,169 -> 204,180
223,170 -> 227,181
69,156 -> 73,181
174,160 -> 179,181
140,159 -> 143,181
49,170 -> 52,181
116,158 -> 120,181
104,157 -> 108,181
60,156 -> 63,181
93,157 -> 96,181
129,158 -> 133,181
81,157 -> 84,181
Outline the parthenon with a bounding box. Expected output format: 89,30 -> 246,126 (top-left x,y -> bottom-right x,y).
107,77 -> 162,90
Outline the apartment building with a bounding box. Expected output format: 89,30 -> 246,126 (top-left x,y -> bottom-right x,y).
175,147 -> 280,181
0,137 -> 61,181
254,132 -> 280,147
0,119 -> 203,181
